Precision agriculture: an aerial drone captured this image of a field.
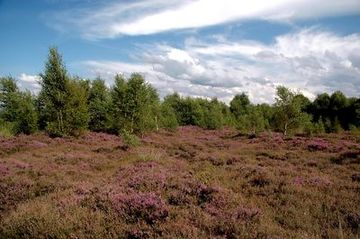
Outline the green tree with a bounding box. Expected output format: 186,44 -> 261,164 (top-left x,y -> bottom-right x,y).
0,76 -> 18,122
246,106 -> 266,135
88,78 -> 111,132
202,98 -> 224,130
159,102 -> 178,130
230,93 -> 250,120
0,77 -> 38,135
111,73 -> 160,135
63,78 -> 90,136
273,86 -> 310,136
39,47 -> 68,136
39,47 -> 89,136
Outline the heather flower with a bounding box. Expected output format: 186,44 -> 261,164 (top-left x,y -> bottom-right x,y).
307,138 -> 329,151
112,192 -> 169,224
292,176 -> 305,186
0,163 -> 9,176
196,183 -> 218,204
307,176 -> 332,187
234,206 -> 261,223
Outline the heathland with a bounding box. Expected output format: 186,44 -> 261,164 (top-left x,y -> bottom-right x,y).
0,47 -> 359,238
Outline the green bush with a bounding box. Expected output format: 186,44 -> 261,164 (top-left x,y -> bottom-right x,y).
121,129 -> 140,147
88,78 -> 111,132
0,77 -> 38,135
159,102 -> 178,130
111,73 -> 160,135
0,121 -> 14,137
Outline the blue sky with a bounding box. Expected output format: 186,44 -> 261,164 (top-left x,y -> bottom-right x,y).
0,0 -> 360,103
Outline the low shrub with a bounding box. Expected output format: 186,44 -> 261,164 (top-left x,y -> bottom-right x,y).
0,121 -> 14,138
112,192 -> 169,225
0,201 -> 67,239
121,130 -> 140,147
307,139 -> 329,151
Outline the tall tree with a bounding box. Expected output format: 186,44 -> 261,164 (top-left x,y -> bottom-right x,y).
63,78 -> 90,136
111,73 -> 160,135
273,86 -> 310,136
39,47 -> 89,136
230,93 -> 250,120
39,47 -> 68,136
0,77 -> 18,122
88,78 -> 111,132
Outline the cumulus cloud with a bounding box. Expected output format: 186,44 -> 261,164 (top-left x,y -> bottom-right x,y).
48,0 -> 360,39
82,29 -> 360,103
18,73 -> 41,92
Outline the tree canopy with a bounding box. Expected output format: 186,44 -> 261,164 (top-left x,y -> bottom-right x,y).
1,47 -> 359,138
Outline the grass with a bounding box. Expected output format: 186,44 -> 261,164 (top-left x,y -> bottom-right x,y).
0,126 -> 359,238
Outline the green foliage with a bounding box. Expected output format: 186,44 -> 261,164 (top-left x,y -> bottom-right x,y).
63,78 -> 90,136
39,47 -> 69,136
230,93 -> 250,119
13,92 -> 38,134
163,94 -> 231,130
159,102 -> 178,130
0,121 -> 14,137
202,99 -> 224,130
234,106 -> 266,136
312,117 -> 326,135
39,47 -> 89,137
88,78 -> 111,132
309,91 -> 358,132
0,76 -> 19,122
229,93 -> 268,135
111,73 -> 160,135
0,77 -> 38,135
121,129 -> 140,147
2,47 -> 360,137
273,86 -> 311,136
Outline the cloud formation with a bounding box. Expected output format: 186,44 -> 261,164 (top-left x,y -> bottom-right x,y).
18,73 -> 41,92
48,0 -> 360,39
81,28 -> 360,103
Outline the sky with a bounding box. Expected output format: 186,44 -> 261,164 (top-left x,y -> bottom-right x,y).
0,0 -> 360,103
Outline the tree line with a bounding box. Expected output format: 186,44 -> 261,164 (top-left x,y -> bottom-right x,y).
1,47 -> 359,138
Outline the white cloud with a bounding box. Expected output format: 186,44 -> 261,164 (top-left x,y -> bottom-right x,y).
18,73 -> 41,93
48,0 -> 360,38
18,73 -> 40,83
82,29 -> 360,103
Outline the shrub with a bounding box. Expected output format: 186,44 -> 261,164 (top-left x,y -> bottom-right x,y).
159,102 -> 178,130
0,201 -> 68,239
307,139 -> 329,151
0,77 -> 38,135
0,121 -> 14,137
112,192 -> 169,225
121,129 -> 140,147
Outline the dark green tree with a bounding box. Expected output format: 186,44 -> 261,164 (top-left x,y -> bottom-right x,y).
0,77 -> 38,135
230,93 -> 250,120
88,78 -> 111,132
0,76 -> 18,122
159,101 -> 178,130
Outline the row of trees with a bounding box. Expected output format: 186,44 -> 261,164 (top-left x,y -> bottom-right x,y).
1,48 -> 359,137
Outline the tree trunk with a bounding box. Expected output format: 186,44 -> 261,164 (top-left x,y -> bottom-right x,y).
284,122 -> 288,136
155,116 -> 159,131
